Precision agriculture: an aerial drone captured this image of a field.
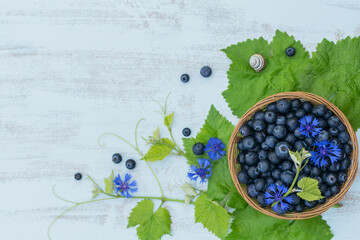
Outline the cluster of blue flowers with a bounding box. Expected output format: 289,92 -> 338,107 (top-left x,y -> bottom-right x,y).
187,137 -> 226,183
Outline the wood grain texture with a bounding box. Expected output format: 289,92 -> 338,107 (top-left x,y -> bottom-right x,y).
1,0 -> 360,239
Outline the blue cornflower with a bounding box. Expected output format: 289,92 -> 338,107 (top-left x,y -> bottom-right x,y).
298,115 -> 322,137
264,184 -> 294,213
114,173 -> 138,198
310,140 -> 341,167
205,137 -> 226,160
187,158 -> 212,183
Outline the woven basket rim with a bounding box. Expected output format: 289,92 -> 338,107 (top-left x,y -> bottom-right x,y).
228,92 -> 359,220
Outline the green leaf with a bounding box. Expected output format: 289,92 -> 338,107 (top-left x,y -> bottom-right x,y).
182,105 -> 234,166
184,195 -> 192,206
222,30 -> 310,118
153,127 -> 160,141
207,156 -> 247,210
104,170 -> 114,194
195,194 -> 231,239
289,149 -> 302,167
143,138 -> 174,162
164,112 -> 174,128
179,183 -> 197,197
128,200 -> 171,240
299,36 -> 360,130
300,148 -> 312,160
226,206 -> 333,240
297,177 -> 324,201
91,185 -> 100,199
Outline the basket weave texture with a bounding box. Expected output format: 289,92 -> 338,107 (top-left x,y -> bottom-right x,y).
228,92 -> 359,220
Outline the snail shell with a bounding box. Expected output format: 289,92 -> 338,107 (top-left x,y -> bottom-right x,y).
249,54 -> 265,72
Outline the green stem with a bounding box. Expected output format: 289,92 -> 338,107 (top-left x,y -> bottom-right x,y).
144,160 -> 165,198
168,127 -> 184,155
283,168 -> 300,198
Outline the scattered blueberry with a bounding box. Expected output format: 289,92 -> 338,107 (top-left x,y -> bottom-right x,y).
193,143 -> 205,155
200,66 -> 212,78
126,159 -> 136,169
182,128 -> 191,137
286,47 -> 296,56
180,74 -> 190,83
74,173 -> 82,181
112,153 -> 122,164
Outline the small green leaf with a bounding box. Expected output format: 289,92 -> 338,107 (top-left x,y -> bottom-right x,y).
153,127 -> 160,141
179,183 -> 197,197
91,185 -> 101,199
300,148 -> 312,159
104,170 -> 114,194
143,138 -> 174,162
289,150 -> 302,167
195,194 -> 231,239
128,200 -> 171,240
333,203 -> 343,208
184,195 -> 192,206
297,177 -> 324,201
164,112 -> 174,128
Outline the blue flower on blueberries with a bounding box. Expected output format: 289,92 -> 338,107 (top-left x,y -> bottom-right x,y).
114,173 -> 138,198
310,140 -> 341,167
187,158 -> 212,183
298,115 -> 322,137
264,184 -> 294,213
205,137 -> 226,160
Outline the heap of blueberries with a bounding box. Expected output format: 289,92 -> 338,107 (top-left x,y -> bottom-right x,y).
236,99 -> 352,213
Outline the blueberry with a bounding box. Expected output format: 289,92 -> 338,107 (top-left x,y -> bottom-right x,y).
276,115 -> 287,125
266,177 -> 275,186
291,164 -> 297,174
258,160 -> 270,173
330,184 -> 340,195
320,185 -> 328,194
126,159 -> 136,169
340,157 -> 351,171
304,164 -> 312,174
329,127 -> 339,136
261,142 -> 270,150
254,111 -> 265,120
267,103 -> 277,112
316,130 -> 330,142
339,131 -> 350,143
200,66 -> 212,77
304,137 -> 314,146
285,133 -> 297,144
286,112 -> 295,118
258,150 -> 268,161
182,128 -> 191,137
314,176 -> 323,186
247,184 -> 259,198
294,109 -> 306,119
298,173 -> 308,182
280,171 -> 295,186
295,203 -> 305,212
180,74 -> 190,83
343,144 -> 352,154
237,170 -> 249,184
254,132 -> 266,144
239,125 -> 251,137
268,151 -> 281,165
273,125 -> 287,139
243,136 -> 256,150
324,173 -> 337,186
253,120 -> 266,132
291,194 -> 301,205
286,47 -> 296,56
267,124 -> 276,135
112,153 -> 122,164
312,105 -> 327,117
257,194 -> 267,207
338,171 -> 347,184
317,118 -> 328,129
264,111 -> 277,123
272,169 -> 281,180
304,200 -> 317,208
261,171 -> 271,179
291,99 -> 302,110
281,161 -> 292,171
237,141 -> 245,151
329,162 -> 340,173
74,173 -> 82,181
318,198 -> 326,205
287,205 -> 294,212
328,116 -> 340,128
245,152 -> 258,166
276,99 -> 291,113
337,123 -> 346,131
254,178 -> 266,191
324,110 -> 333,119
332,138 -> 342,147
311,166 -> 322,177
294,140 -> 306,151
265,136 -> 278,148
275,142 -> 291,159
294,128 -> 304,139
275,180 -> 284,186
193,143 -> 205,155
237,153 -> 245,164
324,189 -> 332,198
247,120 -> 254,128
287,117 -> 299,131
302,102 -> 313,113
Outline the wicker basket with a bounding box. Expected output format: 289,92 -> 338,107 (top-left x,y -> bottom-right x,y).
228,92 -> 359,220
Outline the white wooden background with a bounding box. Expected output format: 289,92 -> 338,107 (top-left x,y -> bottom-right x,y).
1,0 -> 360,239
